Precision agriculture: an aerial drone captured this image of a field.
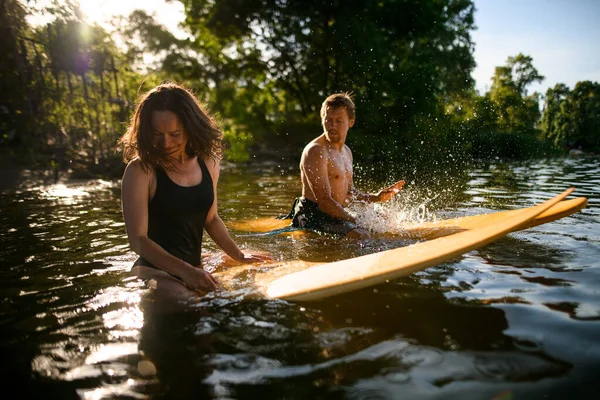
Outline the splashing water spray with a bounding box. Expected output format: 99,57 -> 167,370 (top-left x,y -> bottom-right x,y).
348,190 -> 439,234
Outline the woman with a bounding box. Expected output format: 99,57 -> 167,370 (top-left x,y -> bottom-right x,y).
119,82 -> 270,299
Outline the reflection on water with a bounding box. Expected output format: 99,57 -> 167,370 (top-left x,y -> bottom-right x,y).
1,156 -> 599,398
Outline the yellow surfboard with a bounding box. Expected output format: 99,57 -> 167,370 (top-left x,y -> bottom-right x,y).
228,197 -> 587,240
217,189 -> 586,302
397,196 -> 588,240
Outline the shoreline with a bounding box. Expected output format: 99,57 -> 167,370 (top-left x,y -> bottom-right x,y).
0,146 -> 301,192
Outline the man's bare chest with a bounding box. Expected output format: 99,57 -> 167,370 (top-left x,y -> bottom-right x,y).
327,154 -> 352,182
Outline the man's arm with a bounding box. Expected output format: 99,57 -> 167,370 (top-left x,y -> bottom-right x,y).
350,180 -> 405,203
302,145 -> 356,222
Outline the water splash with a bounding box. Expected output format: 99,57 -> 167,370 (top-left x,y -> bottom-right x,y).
348,193 -> 439,234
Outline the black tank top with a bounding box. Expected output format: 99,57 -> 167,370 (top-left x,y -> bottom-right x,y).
135,158 -> 214,269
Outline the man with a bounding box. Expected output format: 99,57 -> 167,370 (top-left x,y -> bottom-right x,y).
285,93 -> 404,239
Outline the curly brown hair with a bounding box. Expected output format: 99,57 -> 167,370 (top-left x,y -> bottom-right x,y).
118,82 -> 223,171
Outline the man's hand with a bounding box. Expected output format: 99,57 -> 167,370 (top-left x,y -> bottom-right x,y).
375,180 -> 405,202
181,266 -> 219,292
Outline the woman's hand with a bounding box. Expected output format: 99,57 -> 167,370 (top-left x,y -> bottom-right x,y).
181,266 -> 219,292
239,253 -> 273,264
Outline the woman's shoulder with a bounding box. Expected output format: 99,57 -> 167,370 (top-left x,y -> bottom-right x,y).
199,156 -> 220,180
123,158 -> 154,179
200,156 -> 220,169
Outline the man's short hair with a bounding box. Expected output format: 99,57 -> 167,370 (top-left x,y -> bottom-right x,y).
320,93 -> 355,120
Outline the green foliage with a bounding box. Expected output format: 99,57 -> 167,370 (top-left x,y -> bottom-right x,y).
488,53 -> 544,133
178,0 -> 477,164
0,0 -> 34,141
0,0 -> 157,175
469,130 -> 558,160
3,0 -> 594,179
222,124 -> 254,162
540,81 -> 600,151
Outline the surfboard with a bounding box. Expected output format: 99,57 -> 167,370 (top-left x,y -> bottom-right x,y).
398,196 -> 588,240
216,189 -> 586,302
229,197 -> 588,240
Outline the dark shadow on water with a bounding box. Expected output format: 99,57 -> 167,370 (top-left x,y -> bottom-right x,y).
131,278 -> 576,399
315,280 -> 511,351
136,294 -> 218,399
477,235 -> 576,272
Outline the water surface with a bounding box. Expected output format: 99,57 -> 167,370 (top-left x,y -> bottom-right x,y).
1,156 -> 599,399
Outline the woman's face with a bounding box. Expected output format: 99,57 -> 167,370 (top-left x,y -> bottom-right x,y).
151,110 -> 187,160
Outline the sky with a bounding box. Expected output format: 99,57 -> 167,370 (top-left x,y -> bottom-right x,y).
28,0 -> 600,96
76,0 -> 186,38
472,0 -> 600,95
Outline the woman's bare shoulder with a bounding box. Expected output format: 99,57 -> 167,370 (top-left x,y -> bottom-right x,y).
202,156 -> 220,170
199,156 -> 220,182
123,158 -> 153,181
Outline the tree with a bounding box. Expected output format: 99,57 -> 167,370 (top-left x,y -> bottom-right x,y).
541,81 -> 600,151
489,53 -> 544,133
540,83 -> 572,148
176,0 -> 477,162
0,0 -> 35,143
0,0 -> 155,174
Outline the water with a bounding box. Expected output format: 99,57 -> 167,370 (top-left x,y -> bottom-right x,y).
1,156 -> 599,399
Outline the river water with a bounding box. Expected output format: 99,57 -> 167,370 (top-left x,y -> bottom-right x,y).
1,155 -> 599,399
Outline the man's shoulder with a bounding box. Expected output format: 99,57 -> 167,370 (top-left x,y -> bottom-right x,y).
303,137 -> 327,153
300,140 -> 329,170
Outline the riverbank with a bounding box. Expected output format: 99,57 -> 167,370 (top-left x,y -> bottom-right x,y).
0,140 -> 581,194
0,147 -> 118,192
0,144 -> 301,193
0,149 -> 61,192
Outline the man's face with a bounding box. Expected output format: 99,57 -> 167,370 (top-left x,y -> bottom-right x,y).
322,106 -> 354,144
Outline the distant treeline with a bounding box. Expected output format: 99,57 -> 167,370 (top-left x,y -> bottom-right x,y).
1,0 -> 599,179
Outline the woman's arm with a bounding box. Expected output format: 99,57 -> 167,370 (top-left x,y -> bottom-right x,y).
121,160 -> 217,291
203,158 -> 272,263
